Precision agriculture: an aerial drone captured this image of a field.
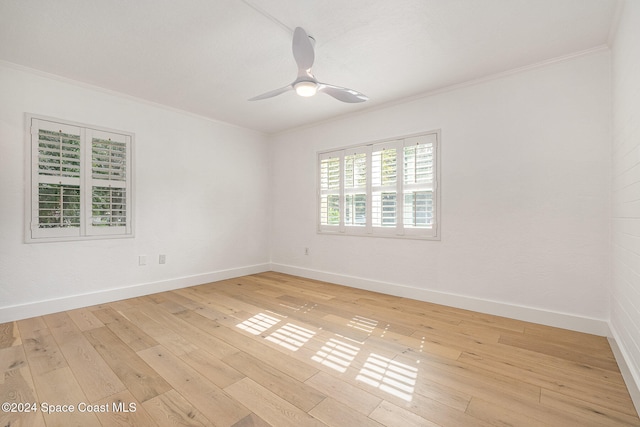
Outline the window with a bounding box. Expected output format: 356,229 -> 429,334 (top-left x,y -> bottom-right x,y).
318,131 -> 439,239
25,114 -> 134,242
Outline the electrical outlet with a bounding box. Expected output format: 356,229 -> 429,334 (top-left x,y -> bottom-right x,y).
159,254 -> 166,264
138,255 -> 147,266
304,247 -> 309,256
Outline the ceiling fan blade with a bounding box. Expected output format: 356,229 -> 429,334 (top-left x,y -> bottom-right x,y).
292,27 -> 314,72
248,85 -> 293,101
319,83 -> 368,103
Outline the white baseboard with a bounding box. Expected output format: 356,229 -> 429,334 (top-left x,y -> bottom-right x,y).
1,261 -> 610,337
608,325 -> 640,416
270,262 -> 610,336
0,263 -> 270,323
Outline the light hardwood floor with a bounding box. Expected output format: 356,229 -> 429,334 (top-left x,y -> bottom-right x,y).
1,272 -> 639,426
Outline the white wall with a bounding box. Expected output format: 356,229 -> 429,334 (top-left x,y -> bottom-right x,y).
0,64 -> 270,321
611,0 -> 640,407
269,50 -> 612,333
0,47 -> 614,334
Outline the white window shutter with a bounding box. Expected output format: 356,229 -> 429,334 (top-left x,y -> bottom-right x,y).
87,129 -> 132,236
403,134 -> 437,236
319,151 -> 342,229
26,115 -> 134,243
344,146 -> 368,228
30,119 -> 83,239
371,141 -> 401,231
317,131 -> 439,240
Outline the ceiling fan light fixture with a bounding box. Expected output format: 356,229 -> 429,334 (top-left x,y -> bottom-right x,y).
249,27 -> 367,103
294,81 -> 318,97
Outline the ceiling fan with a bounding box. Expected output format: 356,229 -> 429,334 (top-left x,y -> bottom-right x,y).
249,27 -> 368,103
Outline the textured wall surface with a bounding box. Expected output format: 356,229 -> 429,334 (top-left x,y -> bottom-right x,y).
611,0 -> 640,401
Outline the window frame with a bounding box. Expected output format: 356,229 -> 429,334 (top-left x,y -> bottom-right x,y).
317,130 -> 440,240
24,113 -> 135,243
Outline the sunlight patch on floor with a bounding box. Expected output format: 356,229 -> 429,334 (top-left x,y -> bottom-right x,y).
311,337 -> 360,373
278,302 -> 317,314
236,312 -> 281,335
265,323 -> 316,351
356,353 -> 418,401
348,315 -> 378,334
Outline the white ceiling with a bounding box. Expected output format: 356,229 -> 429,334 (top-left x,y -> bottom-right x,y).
0,0 -> 618,134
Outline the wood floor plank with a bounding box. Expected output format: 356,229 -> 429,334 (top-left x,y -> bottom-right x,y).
304,371 -> 382,416
179,348 -> 245,389
239,275 -> 336,301
540,388 -> 640,425
66,308 -> 105,332
457,315 -> 528,334
366,329 -> 462,361
369,400 -> 438,427
224,377 -> 327,427
173,287 -> 246,319
138,345 -> 250,426
459,335 -> 625,383
92,307 -> 159,352
231,412 -> 273,427
83,326 -> 172,403
458,349 -> 634,414
93,390 -> 158,427
354,296 -> 465,328
158,288 -> 210,311
312,353 -> 490,427
122,309 -> 199,356
275,294 -> 368,322
0,344 -> 27,373
298,345 -> 486,426
465,397 -> 551,427
309,397 -> 384,427
499,331 -> 620,372
394,351 -> 542,408
0,367 -> 46,427
157,299 -> 189,314
404,371 -> 472,412
220,289 -> 370,341
524,323 -> 614,352
0,321 -> 21,348
142,389 -> 211,427
135,301 -> 239,360
44,312 -> 127,402
175,309 -> 319,382
408,320 -> 502,352
17,317 -> 68,376
33,366 -> 102,427
222,350 -> 326,412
